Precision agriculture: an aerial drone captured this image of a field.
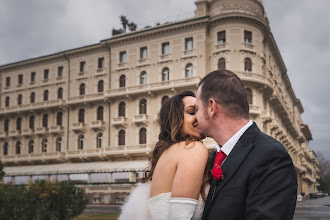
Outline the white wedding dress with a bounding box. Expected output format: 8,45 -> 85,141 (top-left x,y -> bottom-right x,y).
119,181 -> 205,220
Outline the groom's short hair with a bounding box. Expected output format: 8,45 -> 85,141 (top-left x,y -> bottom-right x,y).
198,70 -> 249,119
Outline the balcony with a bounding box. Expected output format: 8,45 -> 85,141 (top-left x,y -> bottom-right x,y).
22,128 -> 34,136
240,42 -> 256,55
117,62 -> 128,71
261,110 -> 272,123
249,105 -> 260,115
214,43 -> 229,55
111,117 -> 127,127
0,100 -> 66,115
9,130 -> 21,137
0,131 -> 8,139
72,122 -> 86,132
106,76 -> 201,98
35,127 -> 49,135
95,68 -> 106,76
1,152 -> 66,165
137,58 -> 149,66
158,54 -> 172,63
90,121 -> 105,131
182,49 -> 196,59
49,125 -> 64,135
133,114 -> 149,125
302,173 -> 315,183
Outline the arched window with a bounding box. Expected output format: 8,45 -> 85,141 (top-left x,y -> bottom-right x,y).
78,109 -> 85,123
17,94 -> 22,105
58,88 -> 63,99
139,99 -> 147,114
30,92 -> 35,103
97,133 -> 103,148
28,140 -> 34,153
139,127 -> 147,144
42,138 -> 47,153
4,119 -> 9,132
119,102 -> 126,117
119,75 -> 126,87
140,71 -> 147,85
78,135 -> 84,150
98,80 -> 104,93
244,58 -> 252,72
56,137 -> 62,152
16,141 -> 21,154
42,114 -> 48,128
29,116 -> 35,129
161,96 -> 169,105
118,130 -> 125,146
246,88 -> 253,105
80,83 -> 85,95
185,63 -> 193,78
218,58 -> 226,70
97,106 -> 104,121
57,112 -> 63,126
3,142 -> 8,155
16,117 -> 22,131
5,96 -> 10,107
44,90 -> 49,101
162,68 -> 169,81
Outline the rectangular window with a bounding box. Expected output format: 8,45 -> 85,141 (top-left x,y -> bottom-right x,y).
18,74 -> 23,84
244,31 -> 252,43
185,38 -> 193,50
58,66 -> 63,77
44,69 -> 49,80
162,42 -> 170,55
80,61 -> 86,72
119,51 -> 126,63
140,47 -> 147,59
218,31 -> 226,44
98,57 -> 104,69
5,77 -> 10,87
31,72 -> 36,82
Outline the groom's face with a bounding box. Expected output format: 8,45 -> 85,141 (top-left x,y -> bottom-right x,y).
195,86 -> 210,137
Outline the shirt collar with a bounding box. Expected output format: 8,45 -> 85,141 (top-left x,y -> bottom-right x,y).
216,120 -> 253,156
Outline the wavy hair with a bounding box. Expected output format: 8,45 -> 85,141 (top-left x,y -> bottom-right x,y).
142,90 -> 210,201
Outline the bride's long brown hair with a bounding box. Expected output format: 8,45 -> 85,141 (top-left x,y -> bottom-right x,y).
142,91 -> 211,201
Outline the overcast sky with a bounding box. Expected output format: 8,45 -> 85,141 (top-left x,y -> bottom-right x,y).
0,0 -> 329,159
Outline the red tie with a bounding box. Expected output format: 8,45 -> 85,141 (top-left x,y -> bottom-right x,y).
213,150 -> 227,167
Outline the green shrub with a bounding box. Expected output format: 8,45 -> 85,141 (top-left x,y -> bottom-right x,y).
0,180 -> 88,220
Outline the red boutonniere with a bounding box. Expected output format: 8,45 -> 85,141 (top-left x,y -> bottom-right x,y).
211,164 -> 224,181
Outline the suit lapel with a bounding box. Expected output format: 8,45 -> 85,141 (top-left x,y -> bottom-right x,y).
203,123 -> 260,219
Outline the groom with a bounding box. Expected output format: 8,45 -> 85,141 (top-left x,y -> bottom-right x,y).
195,70 -> 297,220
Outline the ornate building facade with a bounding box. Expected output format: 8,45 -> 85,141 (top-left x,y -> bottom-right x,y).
0,0 -> 319,203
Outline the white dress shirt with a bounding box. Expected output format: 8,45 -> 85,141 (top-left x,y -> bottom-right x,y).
216,120 -> 253,158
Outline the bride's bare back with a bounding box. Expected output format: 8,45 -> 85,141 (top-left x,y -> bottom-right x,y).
150,140 -> 208,200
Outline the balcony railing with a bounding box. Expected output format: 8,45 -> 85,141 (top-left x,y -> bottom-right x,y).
49,125 -> 64,134
35,127 -> 49,135
0,100 -> 66,115
106,76 -> 201,97
72,123 -> 86,132
22,128 -> 34,136
111,117 -> 127,127
132,114 -> 149,124
0,131 -> 8,139
90,121 -> 105,131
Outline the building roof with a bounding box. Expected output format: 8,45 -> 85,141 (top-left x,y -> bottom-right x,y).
4,160 -> 149,176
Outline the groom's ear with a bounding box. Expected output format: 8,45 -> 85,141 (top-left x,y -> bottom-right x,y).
208,98 -> 217,118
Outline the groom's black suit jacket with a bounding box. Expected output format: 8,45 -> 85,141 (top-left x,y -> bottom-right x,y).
203,123 -> 297,220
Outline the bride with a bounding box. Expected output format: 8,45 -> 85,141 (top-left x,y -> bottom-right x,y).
119,91 -> 210,220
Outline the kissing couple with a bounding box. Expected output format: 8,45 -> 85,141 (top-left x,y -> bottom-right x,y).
119,70 -> 297,220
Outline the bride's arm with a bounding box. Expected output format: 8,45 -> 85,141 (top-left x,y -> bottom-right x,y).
169,141 -> 208,219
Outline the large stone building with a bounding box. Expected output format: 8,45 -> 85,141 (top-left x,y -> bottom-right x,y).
0,0 -> 319,203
